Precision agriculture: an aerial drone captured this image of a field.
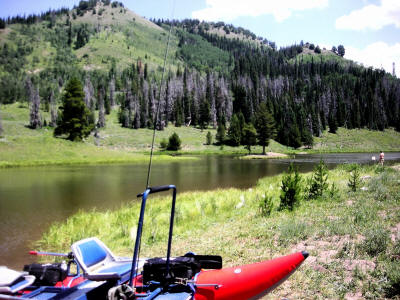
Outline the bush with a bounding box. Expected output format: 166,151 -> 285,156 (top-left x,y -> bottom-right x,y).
360,227 -> 390,256
259,195 -> 274,217
278,220 -> 309,246
305,159 -> 329,200
160,138 -> 168,150
279,164 -> 302,211
383,261 -> 400,297
167,132 -> 181,151
348,164 -> 361,192
206,131 -> 212,145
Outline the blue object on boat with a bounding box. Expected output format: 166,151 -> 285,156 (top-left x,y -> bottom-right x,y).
71,237 -> 136,282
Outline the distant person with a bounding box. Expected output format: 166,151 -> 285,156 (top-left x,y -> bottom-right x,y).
379,151 -> 384,166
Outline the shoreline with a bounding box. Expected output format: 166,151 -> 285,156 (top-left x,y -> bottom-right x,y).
1,149 -> 400,168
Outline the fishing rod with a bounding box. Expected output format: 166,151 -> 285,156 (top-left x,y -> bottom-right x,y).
145,4 -> 175,189
129,0 -> 176,289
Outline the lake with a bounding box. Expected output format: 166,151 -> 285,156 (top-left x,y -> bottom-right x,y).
1,152 -> 400,269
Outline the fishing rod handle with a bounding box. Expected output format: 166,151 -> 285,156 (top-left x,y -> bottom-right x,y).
137,185 -> 176,197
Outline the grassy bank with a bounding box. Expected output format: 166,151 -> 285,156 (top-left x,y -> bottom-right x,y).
37,165 -> 400,299
1,103 -> 400,167
313,127 -> 400,153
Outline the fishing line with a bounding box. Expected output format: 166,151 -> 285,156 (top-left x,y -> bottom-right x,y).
133,0 -> 176,291
145,1 -> 176,190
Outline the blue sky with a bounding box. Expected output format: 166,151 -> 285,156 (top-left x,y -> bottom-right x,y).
1,0 -> 399,75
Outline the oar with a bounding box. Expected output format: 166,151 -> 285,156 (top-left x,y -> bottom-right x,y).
29,250 -> 73,258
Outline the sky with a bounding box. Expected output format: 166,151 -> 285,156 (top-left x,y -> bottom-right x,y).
0,0 -> 399,76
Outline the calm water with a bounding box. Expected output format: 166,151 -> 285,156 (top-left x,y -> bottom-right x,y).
1,152 -> 400,269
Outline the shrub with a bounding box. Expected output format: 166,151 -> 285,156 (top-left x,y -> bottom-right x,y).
305,159 -> 328,200
167,132 -> 181,151
383,261 -> 400,297
279,164 -> 302,211
278,220 -> 309,246
348,164 -> 361,192
360,227 -> 390,256
206,131 -> 212,145
159,138 -> 168,150
259,195 -> 274,217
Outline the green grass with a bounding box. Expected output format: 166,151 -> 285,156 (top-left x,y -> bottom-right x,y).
36,164 -> 400,299
313,127 -> 400,152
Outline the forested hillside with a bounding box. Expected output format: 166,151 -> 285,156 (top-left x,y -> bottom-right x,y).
0,0 -> 399,148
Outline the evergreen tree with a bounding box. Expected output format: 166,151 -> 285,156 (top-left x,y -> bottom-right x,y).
337,45 -> 345,57
54,78 -> 94,141
167,132 -> 181,150
206,131 -> 212,145
396,116 -> 400,132
0,18 -> 6,29
227,114 -> 241,146
242,123 -> 257,154
255,102 -> 275,154
199,98 -> 210,129
305,159 -> 329,200
216,122 -> 226,145
67,22 -> 72,46
328,110 -> 338,134
301,129 -> 314,149
237,111 -> 246,141
279,164 -> 302,211
288,124 -> 302,149
348,164 -> 361,192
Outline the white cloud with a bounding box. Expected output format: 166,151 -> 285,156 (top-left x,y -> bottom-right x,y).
336,0 -> 400,31
345,42 -> 400,76
191,0 -> 328,22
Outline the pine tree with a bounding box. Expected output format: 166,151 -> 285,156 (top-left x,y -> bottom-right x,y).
328,110 -> 338,134
206,131 -> 212,145
242,123 -> 257,154
216,122 -> 226,145
305,159 -> 328,200
199,98 -> 210,130
288,123 -> 302,149
54,78 -> 94,141
337,45 -> 345,57
255,102 -> 275,154
167,132 -> 181,151
279,164 -> 302,211
227,114 -> 241,146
